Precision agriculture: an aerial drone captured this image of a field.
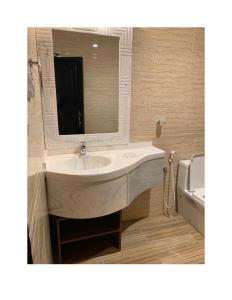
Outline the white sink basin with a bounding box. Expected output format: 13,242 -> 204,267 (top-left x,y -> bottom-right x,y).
46,144 -> 165,180
47,154 -> 111,172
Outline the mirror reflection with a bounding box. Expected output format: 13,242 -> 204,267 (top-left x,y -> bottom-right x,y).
52,29 -> 119,135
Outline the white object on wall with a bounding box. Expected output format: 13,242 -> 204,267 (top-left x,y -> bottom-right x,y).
155,115 -> 167,126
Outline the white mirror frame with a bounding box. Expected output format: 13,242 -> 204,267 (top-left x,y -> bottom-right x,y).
36,27 -> 133,155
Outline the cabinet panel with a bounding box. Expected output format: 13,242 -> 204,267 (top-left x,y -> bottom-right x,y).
47,175 -> 128,218
128,158 -> 164,204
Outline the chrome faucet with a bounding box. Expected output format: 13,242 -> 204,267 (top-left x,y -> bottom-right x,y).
80,141 -> 86,156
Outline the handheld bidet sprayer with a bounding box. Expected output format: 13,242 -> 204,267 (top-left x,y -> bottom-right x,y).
163,150 -> 176,217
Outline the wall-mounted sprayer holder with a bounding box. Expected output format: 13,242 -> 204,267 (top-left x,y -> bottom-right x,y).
168,150 -> 176,163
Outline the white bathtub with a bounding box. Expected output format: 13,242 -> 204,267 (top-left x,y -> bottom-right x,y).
177,154 -> 205,235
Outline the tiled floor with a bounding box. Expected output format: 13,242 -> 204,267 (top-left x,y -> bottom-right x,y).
81,215 -> 205,264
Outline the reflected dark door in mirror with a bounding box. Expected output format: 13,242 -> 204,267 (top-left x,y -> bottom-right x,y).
54,57 -> 84,135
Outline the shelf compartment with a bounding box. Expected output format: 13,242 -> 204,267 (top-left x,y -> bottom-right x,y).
61,232 -> 121,263
58,211 -> 121,243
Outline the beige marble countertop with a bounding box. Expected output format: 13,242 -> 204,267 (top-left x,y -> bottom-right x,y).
45,143 -> 165,182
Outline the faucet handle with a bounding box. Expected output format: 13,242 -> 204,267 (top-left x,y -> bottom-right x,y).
79,141 -> 86,155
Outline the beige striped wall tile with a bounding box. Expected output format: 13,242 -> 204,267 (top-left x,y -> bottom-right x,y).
27,28 -> 52,264
124,27 -> 204,220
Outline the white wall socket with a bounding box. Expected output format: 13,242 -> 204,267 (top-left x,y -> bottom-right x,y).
155,115 -> 167,125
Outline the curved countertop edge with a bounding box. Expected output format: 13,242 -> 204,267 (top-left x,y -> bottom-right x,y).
45,150 -> 165,183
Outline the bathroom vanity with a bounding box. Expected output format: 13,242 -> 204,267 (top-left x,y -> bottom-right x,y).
46,144 -> 165,263
46,144 -> 165,218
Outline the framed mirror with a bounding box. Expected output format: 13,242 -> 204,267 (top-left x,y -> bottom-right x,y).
36,28 -> 132,154
52,30 -> 119,135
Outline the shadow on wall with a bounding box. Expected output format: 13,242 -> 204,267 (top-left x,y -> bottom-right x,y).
156,122 -> 162,138
122,190 -> 151,221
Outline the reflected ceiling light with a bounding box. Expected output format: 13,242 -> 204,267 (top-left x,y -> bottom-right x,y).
92,43 -> 98,48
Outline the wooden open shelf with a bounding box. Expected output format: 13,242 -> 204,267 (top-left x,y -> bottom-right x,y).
49,211 -> 121,264
61,233 -> 120,264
